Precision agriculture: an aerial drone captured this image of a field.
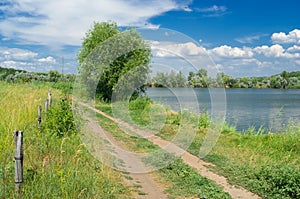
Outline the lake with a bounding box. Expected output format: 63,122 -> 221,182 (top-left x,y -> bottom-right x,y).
146,88 -> 300,132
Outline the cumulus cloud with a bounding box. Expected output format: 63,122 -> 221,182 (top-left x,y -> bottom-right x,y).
287,45 -> 300,53
0,47 -> 38,61
38,56 -> 56,63
254,44 -> 300,58
209,45 -> 254,58
151,41 -> 207,57
254,44 -> 284,57
271,29 -> 300,45
0,0 -> 191,47
150,38 -> 300,77
0,47 -> 58,71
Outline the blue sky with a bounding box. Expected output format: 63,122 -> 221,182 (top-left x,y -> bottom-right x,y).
0,0 -> 299,77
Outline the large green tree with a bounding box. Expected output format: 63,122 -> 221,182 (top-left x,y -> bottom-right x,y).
77,21 -> 151,101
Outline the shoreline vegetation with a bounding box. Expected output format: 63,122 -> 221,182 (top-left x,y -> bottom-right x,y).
147,69 -> 300,89
96,96 -> 300,199
1,66 -> 300,89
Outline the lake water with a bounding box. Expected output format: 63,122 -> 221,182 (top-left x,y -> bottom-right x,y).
146,88 -> 300,132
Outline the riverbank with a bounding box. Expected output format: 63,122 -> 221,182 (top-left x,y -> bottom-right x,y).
96,97 -> 300,199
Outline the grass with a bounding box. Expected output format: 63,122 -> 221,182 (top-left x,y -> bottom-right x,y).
94,103 -> 231,198
0,81 -> 132,198
95,96 -> 300,199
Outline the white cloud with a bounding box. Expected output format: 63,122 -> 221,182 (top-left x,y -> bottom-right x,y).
271,29 -> 300,45
38,56 -> 56,63
0,0 -> 191,47
287,45 -> 300,53
0,47 -> 58,72
197,5 -> 227,13
235,34 -> 268,44
209,45 -> 254,58
0,47 -> 38,60
151,41 -> 207,57
195,5 -> 228,17
254,44 -> 284,57
254,44 -> 300,58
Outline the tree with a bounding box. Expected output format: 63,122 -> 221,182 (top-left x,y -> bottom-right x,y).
77,21 -> 151,101
48,70 -> 61,82
175,71 -> 187,87
197,69 -> 207,78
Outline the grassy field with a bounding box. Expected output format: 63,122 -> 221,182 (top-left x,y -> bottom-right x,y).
0,81 -> 131,198
96,97 -> 300,199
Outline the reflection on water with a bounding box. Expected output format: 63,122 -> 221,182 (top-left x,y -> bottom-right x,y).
146,88 -> 300,132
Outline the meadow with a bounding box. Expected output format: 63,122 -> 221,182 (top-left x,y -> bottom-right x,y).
0,81 -> 131,198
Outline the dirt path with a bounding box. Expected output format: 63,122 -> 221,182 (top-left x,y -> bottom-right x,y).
82,111 -> 168,199
78,102 -> 261,199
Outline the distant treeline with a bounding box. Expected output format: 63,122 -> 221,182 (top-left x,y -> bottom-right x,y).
148,69 -> 300,89
1,66 -> 300,89
0,67 -> 75,83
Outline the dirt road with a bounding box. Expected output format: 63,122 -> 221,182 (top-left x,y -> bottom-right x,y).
78,101 -> 261,199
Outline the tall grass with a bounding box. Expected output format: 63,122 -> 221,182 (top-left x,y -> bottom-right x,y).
0,82 -> 131,198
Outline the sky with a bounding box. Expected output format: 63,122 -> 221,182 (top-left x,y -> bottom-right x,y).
0,0 -> 299,77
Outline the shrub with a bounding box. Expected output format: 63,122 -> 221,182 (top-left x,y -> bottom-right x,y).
198,113 -> 210,129
129,97 -> 151,111
41,99 -> 77,137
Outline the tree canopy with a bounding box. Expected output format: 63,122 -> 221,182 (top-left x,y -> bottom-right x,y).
77,21 -> 151,101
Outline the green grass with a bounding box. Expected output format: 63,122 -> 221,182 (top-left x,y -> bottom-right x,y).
95,97 -> 300,199
0,81 -> 132,198
94,104 -> 232,199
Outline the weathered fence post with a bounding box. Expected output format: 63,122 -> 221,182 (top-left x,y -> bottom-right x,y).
14,130 -> 23,196
45,99 -> 49,113
48,91 -> 52,107
38,105 -> 42,128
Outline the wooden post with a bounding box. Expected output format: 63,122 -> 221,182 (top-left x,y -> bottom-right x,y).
14,130 -> 23,195
38,105 -> 42,128
48,92 -> 52,107
45,99 -> 49,113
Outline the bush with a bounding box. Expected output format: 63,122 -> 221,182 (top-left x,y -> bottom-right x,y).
198,113 -> 210,129
129,97 -> 151,111
227,163 -> 300,199
41,99 -> 77,137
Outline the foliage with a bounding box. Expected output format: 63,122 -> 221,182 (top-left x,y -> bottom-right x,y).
48,70 -> 61,82
207,158 -> 300,199
0,69 -> 75,84
41,99 -> 77,137
77,21 -> 151,101
149,69 -> 300,89
198,113 -> 210,129
128,96 -> 151,110
0,66 -> 26,80
153,71 -> 187,87
50,81 -> 74,95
